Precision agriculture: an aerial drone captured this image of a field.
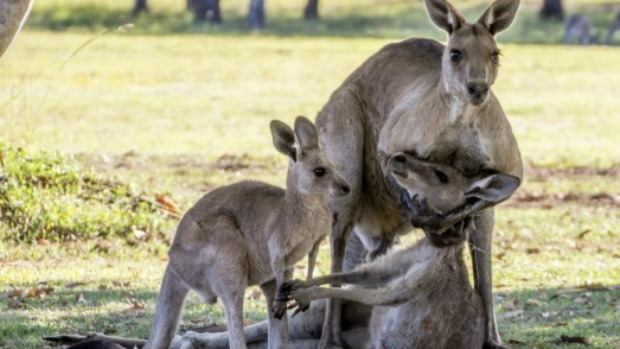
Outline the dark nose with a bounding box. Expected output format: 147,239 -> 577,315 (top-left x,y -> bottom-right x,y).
340,184 -> 351,194
467,81 -> 489,98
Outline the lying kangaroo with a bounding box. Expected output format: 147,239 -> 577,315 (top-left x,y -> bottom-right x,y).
278,153 -> 520,349
142,116 -> 350,349
564,14 -> 599,45
315,0 -> 523,347
50,155 -> 517,349
0,0 -> 35,57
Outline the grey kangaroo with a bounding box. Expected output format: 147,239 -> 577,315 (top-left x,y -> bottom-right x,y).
143,116 -> 350,349
564,14 -> 599,45
51,154 -> 518,349
0,0 -> 35,57
315,0 -> 523,347
278,152 -> 520,349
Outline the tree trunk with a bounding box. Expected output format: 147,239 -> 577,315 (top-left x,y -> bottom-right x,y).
187,0 -> 221,23
247,0 -> 265,30
540,0 -> 564,21
304,0 -> 319,20
133,0 -> 148,14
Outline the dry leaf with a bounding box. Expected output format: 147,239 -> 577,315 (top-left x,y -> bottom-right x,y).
155,194 -> 180,215
578,282 -> 609,292
8,286 -> 54,299
127,298 -> 145,310
66,282 -> 87,289
36,238 -> 51,246
501,309 -> 524,319
7,299 -> 23,309
525,247 -> 540,254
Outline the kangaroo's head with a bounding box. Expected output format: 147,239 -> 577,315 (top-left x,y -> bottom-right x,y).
389,152 -> 519,214
270,116 -> 350,200
389,152 -> 519,244
425,0 -> 519,106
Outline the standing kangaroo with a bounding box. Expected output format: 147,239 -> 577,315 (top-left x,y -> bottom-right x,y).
564,14 -> 599,45
143,116 -> 350,349
0,0 -> 35,57
279,153 -> 520,349
315,0 -> 523,347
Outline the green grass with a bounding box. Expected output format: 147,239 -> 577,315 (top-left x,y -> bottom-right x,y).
1,0 -> 620,348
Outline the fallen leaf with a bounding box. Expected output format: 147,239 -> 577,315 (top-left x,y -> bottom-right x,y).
557,335 -> 589,346
525,247 -> 540,254
66,282 -> 87,289
36,238 -> 51,246
502,298 -> 519,310
508,338 -> 526,344
127,298 -> 145,310
501,309 -> 524,319
155,194 -> 180,215
578,282 -> 609,292
8,286 -> 54,299
7,299 -> 23,309
577,229 -> 591,239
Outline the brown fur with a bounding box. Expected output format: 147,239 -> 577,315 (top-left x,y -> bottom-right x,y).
142,116 -> 349,349
314,0 -> 523,347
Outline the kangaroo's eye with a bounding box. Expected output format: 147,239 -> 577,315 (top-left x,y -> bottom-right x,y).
434,169 -> 449,184
450,50 -> 462,62
491,52 -> 500,63
313,167 -> 326,177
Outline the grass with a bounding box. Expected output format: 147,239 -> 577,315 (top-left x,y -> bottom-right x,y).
1,0 -> 620,348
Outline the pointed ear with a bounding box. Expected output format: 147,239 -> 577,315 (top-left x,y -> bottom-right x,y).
270,119 -> 297,162
425,0 -> 466,34
293,116 -> 319,155
465,173 -> 520,204
477,0 -> 520,36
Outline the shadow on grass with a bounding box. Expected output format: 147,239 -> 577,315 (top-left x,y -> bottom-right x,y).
3,284 -> 618,349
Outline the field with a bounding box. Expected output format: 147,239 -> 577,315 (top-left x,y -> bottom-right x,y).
1,0 -> 620,348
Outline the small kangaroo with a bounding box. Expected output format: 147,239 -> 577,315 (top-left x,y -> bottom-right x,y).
142,116 -> 350,349
564,14 -> 600,45
278,153 -> 520,349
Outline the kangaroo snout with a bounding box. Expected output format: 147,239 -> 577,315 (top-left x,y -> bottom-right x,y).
466,81 -> 489,105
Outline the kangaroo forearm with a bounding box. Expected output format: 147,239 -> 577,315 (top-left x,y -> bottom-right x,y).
302,286 -> 410,306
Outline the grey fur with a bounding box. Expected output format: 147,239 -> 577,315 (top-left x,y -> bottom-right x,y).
0,0 -> 34,57
142,116 -> 350,349
313,0 -> 522,347
279,154 -> 520,349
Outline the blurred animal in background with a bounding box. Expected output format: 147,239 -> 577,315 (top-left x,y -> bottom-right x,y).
0,0 -> 35,57
564,14 -> 599,45
605,10 -> 620,45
